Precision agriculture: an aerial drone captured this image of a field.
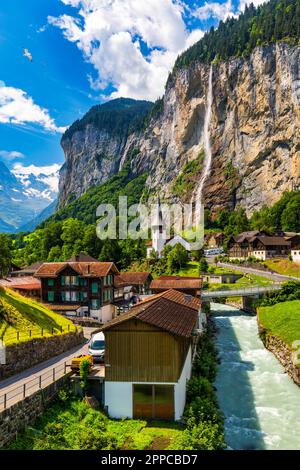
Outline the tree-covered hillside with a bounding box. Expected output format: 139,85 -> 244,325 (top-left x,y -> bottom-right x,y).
62,97 -> 153,141
171,0 -> 300,77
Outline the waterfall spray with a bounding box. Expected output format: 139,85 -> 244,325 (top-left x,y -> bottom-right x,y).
194,64 -> 213,227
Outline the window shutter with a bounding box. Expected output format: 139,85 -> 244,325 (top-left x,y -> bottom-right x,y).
61,276 -> 65,287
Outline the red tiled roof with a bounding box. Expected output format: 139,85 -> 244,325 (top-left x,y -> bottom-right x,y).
141,289 -> 200,311
101,289 -> 199,337
35,262 -> 119,278
150,277 -> 202,291
12,283 -> 41,291
114,271 -> 151,288
0,276 -> 41,289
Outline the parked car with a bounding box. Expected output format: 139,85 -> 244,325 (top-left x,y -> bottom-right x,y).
88,332 -> 105,363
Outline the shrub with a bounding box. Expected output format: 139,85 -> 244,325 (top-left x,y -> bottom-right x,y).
173,418 -> 224,450
184,397 -> 223,425
186,376 -> 214,404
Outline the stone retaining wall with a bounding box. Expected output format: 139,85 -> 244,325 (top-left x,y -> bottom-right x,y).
258,324 -> 300,386
0,330 -> 84,379
0,374 -> 71,448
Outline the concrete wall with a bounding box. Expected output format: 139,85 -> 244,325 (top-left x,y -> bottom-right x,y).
0,374 -> 70,449
174,346 -> 192,420
105,381 -> 133,418
0,330 -> 84,380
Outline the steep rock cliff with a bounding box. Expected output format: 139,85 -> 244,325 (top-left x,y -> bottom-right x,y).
58,98 -> 152,207
58,43 -> 300,217
130,42 -> 300,216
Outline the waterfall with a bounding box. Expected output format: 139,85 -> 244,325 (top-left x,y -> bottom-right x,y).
194,64 -> 213,226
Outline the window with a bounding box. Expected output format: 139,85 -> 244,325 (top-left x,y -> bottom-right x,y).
103,289 -> 112,302
65,291 -> 79,302
79,291 -> 88,301
91,299 -> 100,310
47,291 -> 54,302
47,279 -> 54,287
80,278 -> 87,287
92,282 -> 98,294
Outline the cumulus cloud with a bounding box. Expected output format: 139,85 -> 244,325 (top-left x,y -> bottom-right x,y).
238,0 -> 267,11
0,82 -> 66,133
49,0 -> 204,101
12,163 -> 61,193
194,0 -> 235,22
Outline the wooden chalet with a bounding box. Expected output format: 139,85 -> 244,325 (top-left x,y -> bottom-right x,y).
101,289 -> 202,421
228,231 -> 291,260
34,261 -> 119,322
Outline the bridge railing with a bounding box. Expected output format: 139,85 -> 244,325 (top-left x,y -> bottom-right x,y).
202,283 -> 282,298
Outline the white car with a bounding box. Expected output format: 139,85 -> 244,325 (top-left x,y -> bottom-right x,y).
88,332 -> 105,363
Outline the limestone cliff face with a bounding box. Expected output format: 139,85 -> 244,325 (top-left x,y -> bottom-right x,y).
59,126 -> 126,207
58,43 -> 300,216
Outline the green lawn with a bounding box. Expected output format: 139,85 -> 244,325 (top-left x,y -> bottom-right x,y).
0,287 -> 76,345
176,262 -> 240,277
8,396 -> 184,450
263,259 -> 300,278
258,300 -> 300,346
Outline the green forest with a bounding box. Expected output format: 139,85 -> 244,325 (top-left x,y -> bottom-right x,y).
170,0 -> 300,79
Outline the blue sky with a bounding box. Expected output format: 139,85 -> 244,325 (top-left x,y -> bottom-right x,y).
0,0 -> 256,185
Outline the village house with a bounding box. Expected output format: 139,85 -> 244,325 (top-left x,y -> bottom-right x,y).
204,232 -> 225,249
114,272 -> 152,300
285,234 -> 300,262
34,261 -> 119,322
101,289 -> 203,420
228,231 -> 291,260
150,276 -> 202,298
0,276 -> 41,299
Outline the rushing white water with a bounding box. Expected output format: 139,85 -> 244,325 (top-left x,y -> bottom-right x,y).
212,303 -> 300,450
194,65 -> 213,225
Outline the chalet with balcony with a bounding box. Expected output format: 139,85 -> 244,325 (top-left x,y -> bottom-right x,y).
228,231 -> 291,260
101,289 -> 202,421
35,261 -> 119,322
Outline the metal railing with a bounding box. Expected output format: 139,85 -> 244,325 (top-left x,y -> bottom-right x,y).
202,283 -> 282,299
0,361 -> 71,411
0,324 -> 82,346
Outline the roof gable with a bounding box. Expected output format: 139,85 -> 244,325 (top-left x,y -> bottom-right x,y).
35,261 -> 119,278
102,289 -> 199,337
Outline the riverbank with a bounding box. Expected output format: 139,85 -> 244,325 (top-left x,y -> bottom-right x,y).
212,302 -> 300,450
258,300 -> 300,386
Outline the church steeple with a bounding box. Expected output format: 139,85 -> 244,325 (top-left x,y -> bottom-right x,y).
151,198 -> 167,258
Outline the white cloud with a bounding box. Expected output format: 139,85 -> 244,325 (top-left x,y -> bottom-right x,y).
0,82 -> 66,133
194,1 -> 235,22
238,0 -> 267,11
49,0 -> 204,101
0,150 -> 24,163
12,163 -> 61,194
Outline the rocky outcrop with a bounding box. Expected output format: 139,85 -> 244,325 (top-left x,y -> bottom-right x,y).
258,325 -> 300,387
58,43 -> 300,216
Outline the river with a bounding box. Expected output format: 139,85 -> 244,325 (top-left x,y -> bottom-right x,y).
212,302 -> 300,450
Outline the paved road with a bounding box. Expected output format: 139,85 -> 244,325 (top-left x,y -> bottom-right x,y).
0,327 -> 98,411
206,257 -> 299,282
